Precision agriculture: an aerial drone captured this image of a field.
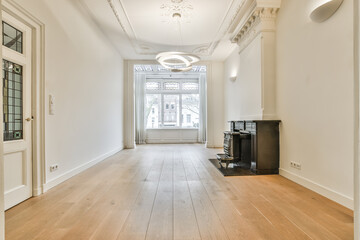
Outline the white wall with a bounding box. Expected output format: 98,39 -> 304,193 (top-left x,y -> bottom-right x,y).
146,129 -> 198,144
224,35 -> 262,123
14,0 -> 124,190
207,61 -> 225,147
276,0 -> 354,208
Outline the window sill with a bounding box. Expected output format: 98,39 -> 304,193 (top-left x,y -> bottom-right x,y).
146,128 -> 199,130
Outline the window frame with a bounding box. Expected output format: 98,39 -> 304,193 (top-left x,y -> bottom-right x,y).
145,79 -> 200,129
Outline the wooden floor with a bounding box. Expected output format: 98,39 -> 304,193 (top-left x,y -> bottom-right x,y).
5,144 -> 353,240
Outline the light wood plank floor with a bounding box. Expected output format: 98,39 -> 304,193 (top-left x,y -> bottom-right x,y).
5,144 -> 354,240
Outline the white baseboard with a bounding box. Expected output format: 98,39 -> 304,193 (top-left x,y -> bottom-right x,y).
43,146 -> 123,192
32,187 -> 43,196
279,168 -> 354,210
206,144 -> 223,148
146,139 -> 198,144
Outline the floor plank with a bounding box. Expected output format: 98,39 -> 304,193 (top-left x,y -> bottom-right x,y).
5,144 -> 354,240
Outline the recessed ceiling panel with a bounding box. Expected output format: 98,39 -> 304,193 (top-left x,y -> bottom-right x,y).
121,0 -> 233,46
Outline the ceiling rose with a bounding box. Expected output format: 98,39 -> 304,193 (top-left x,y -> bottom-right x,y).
160,0 -> 193,21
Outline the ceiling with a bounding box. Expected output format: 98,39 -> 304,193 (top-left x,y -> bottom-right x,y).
78,0 -> 246,61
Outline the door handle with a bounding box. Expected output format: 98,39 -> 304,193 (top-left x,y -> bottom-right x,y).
25,117 -> 34,122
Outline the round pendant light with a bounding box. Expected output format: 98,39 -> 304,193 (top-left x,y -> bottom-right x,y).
156,51 -> 200,72
156,12 -> 200,72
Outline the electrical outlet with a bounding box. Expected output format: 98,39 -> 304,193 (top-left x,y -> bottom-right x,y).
290,161 -> 301,170
50,164 -> 58,172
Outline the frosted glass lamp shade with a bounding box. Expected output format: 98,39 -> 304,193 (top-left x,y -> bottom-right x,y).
310,0 -> 344,23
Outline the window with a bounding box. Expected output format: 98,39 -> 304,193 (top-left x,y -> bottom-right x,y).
145,79 -> 200,129
182,94 -> 199,128
145,94 -> 161,129
2,22 -> 23,53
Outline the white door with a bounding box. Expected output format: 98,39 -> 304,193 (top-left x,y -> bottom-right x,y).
2,11 -> 33,210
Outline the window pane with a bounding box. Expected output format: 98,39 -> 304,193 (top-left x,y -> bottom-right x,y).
163,95 -> 179,127
182,82 -> 199,91
146,82 -> 161,91
146,94 -> 161,128
164,82 -> 179,90
3,59 -> 23,141
182,94 -> 199,128
2,22 -> 23,54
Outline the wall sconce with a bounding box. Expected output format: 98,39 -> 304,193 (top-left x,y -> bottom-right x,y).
229,76 -> 237,82
310,0 -> 344,23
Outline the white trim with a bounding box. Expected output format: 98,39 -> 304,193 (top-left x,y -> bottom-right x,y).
146,139 -> 199,144
43,147 -> 123,192
0,2 -> 4,239
355,0 -> 360,238
237,114 -> 263,120
279,168 -> 353,210
262,113 -> 278,120
32,187 -> 42,196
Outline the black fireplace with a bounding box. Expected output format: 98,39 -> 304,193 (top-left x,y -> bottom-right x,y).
216,120 -> 281,175
217,131 -> 251,169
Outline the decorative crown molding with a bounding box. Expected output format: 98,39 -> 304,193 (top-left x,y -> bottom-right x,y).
103,0 -> 253,57
230,0 -> 281,51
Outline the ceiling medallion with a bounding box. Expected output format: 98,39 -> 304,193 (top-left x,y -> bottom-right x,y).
160,0 -> 193,21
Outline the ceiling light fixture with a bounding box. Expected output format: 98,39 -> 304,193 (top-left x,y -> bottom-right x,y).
156,12 -> 200,72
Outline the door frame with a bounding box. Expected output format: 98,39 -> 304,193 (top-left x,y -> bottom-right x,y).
1,0 -> 45,200
355,0 -> 360,239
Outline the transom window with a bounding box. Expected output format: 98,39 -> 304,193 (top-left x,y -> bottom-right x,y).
2,21 -> 23,54
145,79 -> 200,129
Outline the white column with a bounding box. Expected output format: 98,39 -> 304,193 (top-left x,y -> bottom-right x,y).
124,61 -> 135,149
231,1 -> 281,120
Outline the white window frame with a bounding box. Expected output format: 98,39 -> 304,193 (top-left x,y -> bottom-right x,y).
145,79 -> 199,129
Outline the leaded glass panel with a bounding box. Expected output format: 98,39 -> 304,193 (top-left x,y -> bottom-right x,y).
3,59 -> 23,141
2,21 -> 23,53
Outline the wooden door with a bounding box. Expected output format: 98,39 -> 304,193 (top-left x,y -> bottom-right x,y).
2,11 -> 33,210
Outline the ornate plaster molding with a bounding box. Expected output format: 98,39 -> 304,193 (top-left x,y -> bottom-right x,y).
160,0 -> 194,21
107,0 -> 127,34
230,0 -> 281,51
104,0 -> 257,56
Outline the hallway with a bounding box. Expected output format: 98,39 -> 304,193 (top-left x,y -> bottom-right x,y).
5,144 -> 353,240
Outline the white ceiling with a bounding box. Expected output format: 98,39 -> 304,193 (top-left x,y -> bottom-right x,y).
79,0 -> 246,61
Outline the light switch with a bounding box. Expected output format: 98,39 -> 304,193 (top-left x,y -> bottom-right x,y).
49,94 -> 55,115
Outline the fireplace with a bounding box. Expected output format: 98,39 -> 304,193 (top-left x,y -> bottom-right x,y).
217,130 -> 251,169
